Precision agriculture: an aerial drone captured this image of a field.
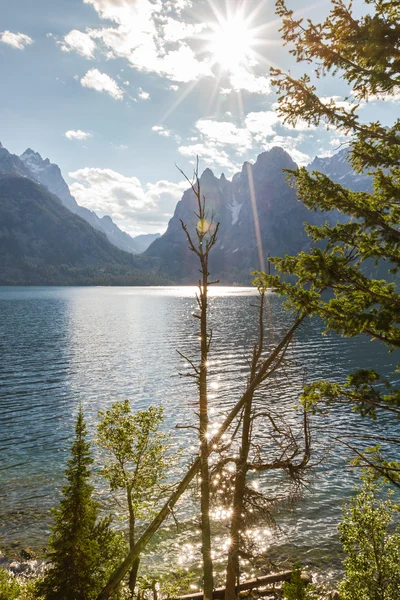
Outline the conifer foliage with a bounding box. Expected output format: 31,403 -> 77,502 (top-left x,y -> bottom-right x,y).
261,0 -> 400,483
38,407 -> 121,600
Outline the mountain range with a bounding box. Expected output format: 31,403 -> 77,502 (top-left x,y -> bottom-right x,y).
0,143 -> 166,285
0,140 -> 372,285
145,147 -> 372,283
0,142 -> 159,255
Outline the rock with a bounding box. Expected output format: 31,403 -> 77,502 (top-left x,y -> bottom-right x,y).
9,561 -> 24,574
8,559 -> 44,578
20,548 -> 34,560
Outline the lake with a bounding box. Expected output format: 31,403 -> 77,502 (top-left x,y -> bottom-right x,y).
0,286 -> 398,579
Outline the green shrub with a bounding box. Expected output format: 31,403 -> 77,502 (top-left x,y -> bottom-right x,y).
339,482 -> 400,600
282,567 -> 317,600
0,569 -> 20,600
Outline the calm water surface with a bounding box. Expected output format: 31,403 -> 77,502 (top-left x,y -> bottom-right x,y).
0,286 -> 398,578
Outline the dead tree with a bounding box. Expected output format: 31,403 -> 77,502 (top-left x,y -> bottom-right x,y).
221,289 -> 312,600
96,307 -> 307,600
177,161 -> 219,600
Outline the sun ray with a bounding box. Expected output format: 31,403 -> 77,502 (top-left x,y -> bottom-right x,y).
205,72 -> 225,117
157,78 -> 202,125
157,0 -> 328,125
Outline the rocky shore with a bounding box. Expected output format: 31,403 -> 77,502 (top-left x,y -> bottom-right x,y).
0,550 -> 342,600
0,549 -> 47,580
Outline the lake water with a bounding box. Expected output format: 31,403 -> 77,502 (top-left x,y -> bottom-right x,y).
0,286 -> 398,579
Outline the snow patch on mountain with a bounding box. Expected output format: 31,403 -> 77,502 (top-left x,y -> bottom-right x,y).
227,195 -> 243,225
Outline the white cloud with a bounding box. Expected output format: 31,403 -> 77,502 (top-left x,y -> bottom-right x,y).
69,166 -> 187,234
263,135 -> 310,166
364,88 -> 400,104
84,0 -> 164,23
152,125 -> 171,137
329,137 -> 345,147
64,0 -> 276,90
178,110 -> 283,172
162,17 -> 205,42
178,107 -> 313,173
0,31 -> 33,49
152,43 -> 212,83
60,30 -> 96,58
229,67 -> 272,95
65,129 -> 92,140
138,87 -> 150,100
80,68 -> 124,100
163,0 -> 193,15
81,0 -> 212,83
320,95 -> 358,111
178,142 -> 237,171
195,119 -> 252,153
244,111 -> 279,141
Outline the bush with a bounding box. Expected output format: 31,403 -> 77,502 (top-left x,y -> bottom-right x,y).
0,569 -> 20,600
339,482 -> 400,600
282,567 -> 317,600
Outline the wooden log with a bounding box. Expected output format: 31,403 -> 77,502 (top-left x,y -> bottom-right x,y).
178,570 -> 311,600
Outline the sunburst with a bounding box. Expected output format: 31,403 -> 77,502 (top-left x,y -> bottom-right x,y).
206,10 -> 258,72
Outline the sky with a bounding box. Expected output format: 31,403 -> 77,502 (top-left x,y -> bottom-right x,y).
0,0 -> 398,236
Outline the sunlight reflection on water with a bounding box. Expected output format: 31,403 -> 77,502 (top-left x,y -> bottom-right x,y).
0,286 -> 398,579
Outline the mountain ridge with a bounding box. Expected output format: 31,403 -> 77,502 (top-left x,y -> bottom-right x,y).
145,146 -> 373,283
0,173 -> 168,285
0,141 -> 372,285
19,148 -> 160,254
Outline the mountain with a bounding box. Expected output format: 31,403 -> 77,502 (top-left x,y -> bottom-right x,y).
0,140 -> 373,285
0,174 -> 168,285
0,142 -> 36,180
19,149 -> 157,254
307,148 -> 372,191
146,147 -> 373,283
146,147 -> 320,282
130,232 -> 161,253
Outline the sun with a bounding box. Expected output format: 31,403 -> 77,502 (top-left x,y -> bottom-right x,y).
207,12 -> 257,72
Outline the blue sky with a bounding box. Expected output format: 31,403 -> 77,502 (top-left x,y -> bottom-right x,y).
0,0 -> 397,235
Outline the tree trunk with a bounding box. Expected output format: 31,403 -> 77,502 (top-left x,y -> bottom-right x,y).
199,251 -> 213,600
128,490 -> 139,596
225,293 -> 264,600
128,557 -> 140,595
224,395 -> 253,600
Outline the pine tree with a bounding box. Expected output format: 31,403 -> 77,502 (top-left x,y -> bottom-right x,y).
38,407 -> 123,600
259,0 -> 400,484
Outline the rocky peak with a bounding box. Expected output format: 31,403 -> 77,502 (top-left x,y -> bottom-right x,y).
0,143 -> 35,179
241,161 -> 253,173
20,148 -> 50,177
235,161 -> 252,184
21,148 -> 43,162
200,167 -> 217,185
254,147 -> 295,174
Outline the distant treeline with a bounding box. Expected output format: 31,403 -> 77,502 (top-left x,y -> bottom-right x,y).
0,262 -> 173,286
